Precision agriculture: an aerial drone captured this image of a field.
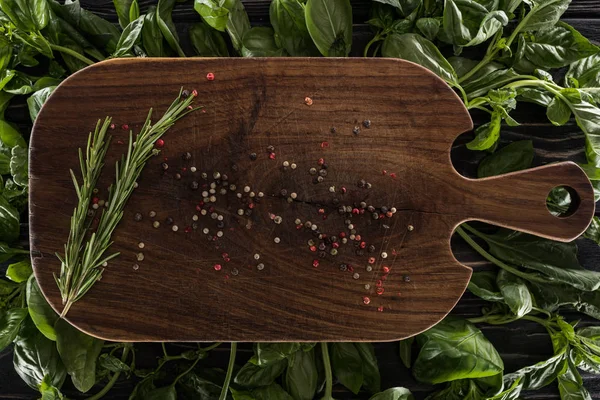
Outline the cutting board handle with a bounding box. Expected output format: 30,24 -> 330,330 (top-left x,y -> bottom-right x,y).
460,162 -> 595,242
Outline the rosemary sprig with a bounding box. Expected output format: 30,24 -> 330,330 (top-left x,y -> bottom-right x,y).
56,90 -> 197,317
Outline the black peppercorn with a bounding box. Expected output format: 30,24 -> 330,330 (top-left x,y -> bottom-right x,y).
134,212 -> 143,222
182,89 -> 190,98
363,119 -> 371,128
339,264 -> 348,272
367,205 -> 375,213
404,275 -> 411,282
182,152 -> 192,161
368,245 -> 376,253
318,243 -> 326,251
358,180 -> 366,188
192,223 -> 198,230
356,249 -> 365,256
381,206 -> 388,213
190,181 -> 199,190
249,153 -> 257,161
266,145 -> 275,152
217,221 -> 225,228
280,189 -> 288,196
318,169 -> 327,177
166,217 -> 174,225
332,198 -> 340,205
161,162 -> 169,171
319,251 -> 327,258
353,126 -> 360,135
175,173 -> 181,180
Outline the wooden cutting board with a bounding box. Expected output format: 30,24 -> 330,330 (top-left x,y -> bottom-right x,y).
29,58 -> 595,342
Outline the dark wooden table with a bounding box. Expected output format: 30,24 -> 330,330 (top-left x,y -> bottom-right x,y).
1,0 -> 600,398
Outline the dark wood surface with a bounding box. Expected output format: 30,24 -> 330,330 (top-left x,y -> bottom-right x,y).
29,58 -> 595,343
1,0 -> 600,398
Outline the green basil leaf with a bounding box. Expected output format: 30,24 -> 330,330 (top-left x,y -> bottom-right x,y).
0,194 -> 20,243
0,92 -> 14,117
0,42 -> 12,71
356,343 -> 381,393
50,0 -> 120,53
546,96 -> 572,126
519,0 -> 570,32
27,86 -> 56,122
270,0 -> 319,56
13,317 -> 66,389
416,17 -> 440,41
142,6 -> 169,57
241,27 -> 286,57
557,358 -> 592,400
497,269 -> 533,317
129,0 -> 139,22
399,337 -> 413,368
584,216 -> 600,245
285,349 -> 317,400
369,387 -> 414,400
517,87 -> 553,106
98,353 -> 130,373
157,0 -> 185,57
55,318 -> 104,393
10,145 -> 27,187
477,140 -> 534,178
0,70 -> 16,92
224,0 -> 251,51
566,54 -> 600,103
234,358 -> 287,387
177,369 -> 225,399
3,70 -> 34,94
48,17 -> 105,62
382,33 -> 458,85
466,112 -> 502,151
189,22 -> 229,57
367,3 -> 395,30
503,350 -> 567,391
306,0 -> 352,57
0,0 -> 50,31
468,270 -> 504,301
0,243 -> 28,264
526,280 -> 600,320
413,317 -> 503,384
6,259 -> 31,283
0,152 -> 9,176
254,343 -> 302,366
443,0 -> 507,47
38,374 -> 65,400
0,307 -> 28,351
373,0 -> 420,17
194,0 -> 230,32
477,229 -> 600,291
515,22 -> 598,72
112,15 -> 144,58
463,66 -> 520,99
331,343 -> 363,394
112,0 -> 133,28
26,275 -> 59,341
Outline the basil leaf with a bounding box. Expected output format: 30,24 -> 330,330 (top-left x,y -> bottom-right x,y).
443,0 -> 508,47
177,369 -> 225,399
468,271 -> 504,301
399,337 -> 413,368
0,194 -> 20,243
234,358 -> 287,387
0,0 -> 50,31
413,317 -> 503,384
0,92 -> 14,117
241,27 -> 286,57
331,343 -> 363,394
519,0 -> 570,32
0,118 -> 26,149
270,0 -> 319,56
98,353 -> 130,373
0,152 -> 9,175
45,17 -> 105,63
546,96 -> 571,126
463,67 -> 521,99
0,307 -> 27,352
497,269 -> 533,317
382,33 -> 458,85
477,140 -> 534,178
566,54 -> 600,103
416,18 -> 440,41
10,145 -> 27,187
526,280 -> 600,320
254,343 -> 302,366
224,0 -> 251,51
584,216 -> 600,245
373,0 -> 420,17
0,41 -> 12,71
369,387 -> 414,400
6,259 -> 31,283
194,0 -> 230,32
13,317 -> 66,389
189,22 -> 229,57
356,343 -> 381,393
284,349 -> 317,400
517,87 -> 553,106
503,350 -> 567,391
112,0 -> 134,28
27,86 -> 56,122
306,0 -> 352,57
26,275 -> 59,341
478,229 -> 600,291
466,112 -> 502,151
112,16 -> 144,58
3,70 -> 35,94
0,243 -> 28,264
0,70 -> 16,92
557,357 -> 592,400
157,0 -> 185,57
129,0 -> 139,21
142,6 -> 169,57
55,318 -> 104,393
50,0 -> 120,54
515,22 -> 598,72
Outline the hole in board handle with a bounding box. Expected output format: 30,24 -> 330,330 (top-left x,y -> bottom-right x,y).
546,185 -> 580,218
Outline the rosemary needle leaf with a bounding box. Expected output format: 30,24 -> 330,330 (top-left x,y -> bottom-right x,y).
56,90 -> 196,318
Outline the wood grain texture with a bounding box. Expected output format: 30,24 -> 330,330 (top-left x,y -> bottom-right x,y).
29,58 -> 594,342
